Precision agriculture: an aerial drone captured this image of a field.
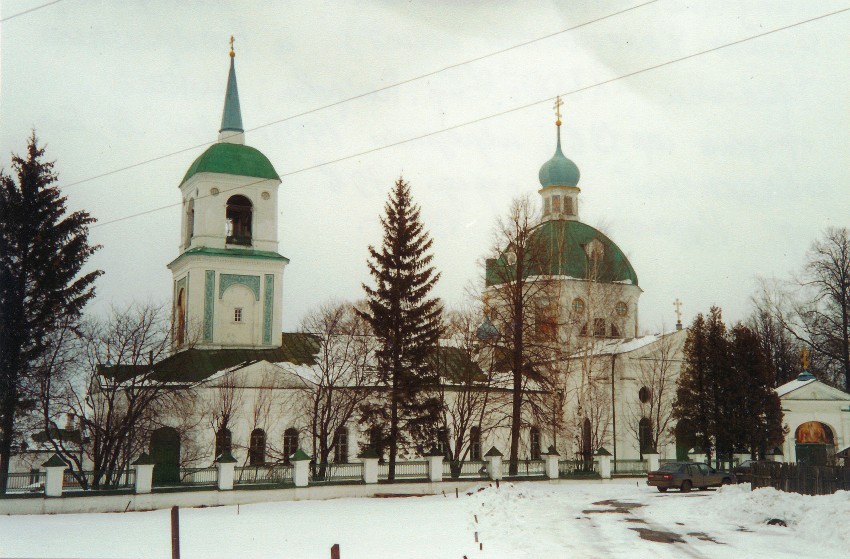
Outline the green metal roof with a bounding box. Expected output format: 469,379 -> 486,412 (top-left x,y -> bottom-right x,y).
538,126 -> 580,188
485,219 -> 638,287
220,57 -> 243,133
168,246 -> 289,268
180,142 -> 279,186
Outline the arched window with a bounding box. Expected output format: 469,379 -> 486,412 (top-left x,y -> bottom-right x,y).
283,428 -> 299,464
530,427 -> 541,460
552,195 -> 561,213
638,386 -> 652,404
175,288 -> 186,346
639,418 -> 654,456
249,428 -> 266,466
610,324 -> 621,338
580,322 -> 588,336
214,428 -> 232,459
564,196 -> 574,215
581,418 -> 592,465
436,427 -> 449,457
369,426 -> 385,463
615,301 -> 628,317
333,427 -> 349,463
184,198 -> 195,249
593,318 -> 606,337
225,195 -> 253,246
469,427 -> 481,461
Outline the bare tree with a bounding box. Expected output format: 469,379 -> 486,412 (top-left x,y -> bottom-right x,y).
484,195 -> 568,473
299,301 -> 372,477
754,227 -> 850,390
435,305 -> 510,477
37,302 -> 180,488
624,332 -> 682,459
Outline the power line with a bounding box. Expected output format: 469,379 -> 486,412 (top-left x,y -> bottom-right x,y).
63,0 -> 658,190
91,5 -> 850,230
1,0 -> 65,22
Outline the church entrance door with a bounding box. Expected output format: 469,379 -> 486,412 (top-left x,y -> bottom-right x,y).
150,427 -> 180,485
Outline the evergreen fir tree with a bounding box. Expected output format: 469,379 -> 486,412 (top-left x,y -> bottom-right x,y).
359,177 -> 443,480
728,323 -> 786,458
0,134 -> 101,493
673,313 -> 714,462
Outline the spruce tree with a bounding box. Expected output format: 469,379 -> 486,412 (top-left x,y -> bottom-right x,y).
728,323 -> 786,458
359,177 -> 443,480
673,313 -> 714,462
0,134 -> 101,493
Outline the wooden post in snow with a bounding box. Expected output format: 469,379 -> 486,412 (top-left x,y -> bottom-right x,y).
331,543 -> 340,559
171,506 -> 180,559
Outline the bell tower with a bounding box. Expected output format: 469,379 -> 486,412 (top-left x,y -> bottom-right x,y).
167,40 -> 288,350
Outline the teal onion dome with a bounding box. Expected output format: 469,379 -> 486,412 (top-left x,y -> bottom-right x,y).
538,126 -> 580,188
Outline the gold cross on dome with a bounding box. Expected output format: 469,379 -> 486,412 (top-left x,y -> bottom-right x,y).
673,298 -> 683,323
229,35 -> 235,56
801,347 -> 809,370
553,96 -> 563,125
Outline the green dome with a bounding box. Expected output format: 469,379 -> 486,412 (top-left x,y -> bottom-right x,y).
485,220 -> 638,287
180,143 -> 279,186
538,127 -> 580,188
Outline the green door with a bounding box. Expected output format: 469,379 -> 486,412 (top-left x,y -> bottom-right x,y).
150,427 -> 180,485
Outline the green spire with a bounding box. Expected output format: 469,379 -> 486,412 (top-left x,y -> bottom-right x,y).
220,54 -> 243,134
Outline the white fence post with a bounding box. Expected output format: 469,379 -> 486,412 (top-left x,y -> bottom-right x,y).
543,446 -> 560,479
359,448 -> 379,484
596,448 -> 612,480
426,448 -> 444,483
645,450 -> 659,473
132,453 -> 156,494
215,450 -> 237,490
484,446 -> 503,481
291,449 -> 311,487
42,454 -> 67,497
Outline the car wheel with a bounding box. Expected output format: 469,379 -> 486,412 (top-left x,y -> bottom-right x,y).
657,487 -> 668,493
681,480 -> 692,493
698,487 -> 707,491
721,477 -> 732,485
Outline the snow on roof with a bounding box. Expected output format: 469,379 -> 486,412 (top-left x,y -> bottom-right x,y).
568,334 -> 662,358
775,377 -> 816,397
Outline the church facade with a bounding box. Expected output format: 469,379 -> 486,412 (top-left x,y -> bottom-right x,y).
115,50 -> 695,476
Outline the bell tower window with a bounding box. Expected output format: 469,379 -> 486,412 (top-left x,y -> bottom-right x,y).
552,195 -> 561,213
225,195 -> 253,246
564,196 -> 573,215
184,198 -> 195,249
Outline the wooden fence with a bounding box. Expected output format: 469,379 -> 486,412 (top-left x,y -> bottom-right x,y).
751,461 -> 850,496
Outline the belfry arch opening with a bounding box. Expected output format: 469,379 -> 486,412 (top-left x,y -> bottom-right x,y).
175,288 -> 186,346
226,194 -> 253,246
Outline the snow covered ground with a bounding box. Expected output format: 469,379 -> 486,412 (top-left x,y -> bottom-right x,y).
1,479 -> 847,558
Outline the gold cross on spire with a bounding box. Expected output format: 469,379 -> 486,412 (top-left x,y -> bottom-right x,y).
801,347 -> 810,370
229,35 -> 235,58
673,298 -> 683,324
553,96 -> 563,126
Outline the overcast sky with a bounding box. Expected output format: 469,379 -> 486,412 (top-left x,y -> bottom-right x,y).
2,0 -> 848,333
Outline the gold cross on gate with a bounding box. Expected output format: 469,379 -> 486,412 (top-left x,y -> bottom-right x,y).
801,347 -> 810,370
553,96 -> 563,125
673,298 -> 683,323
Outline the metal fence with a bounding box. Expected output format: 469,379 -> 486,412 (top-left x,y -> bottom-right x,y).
613,459 -> 648,474
235,464 -> 293,486
311,462 -> 364,483
378,460 -> 429,480
2,471 -> 45,493
751,461 -> 850,496
179,467 -> 219,486
443,460 -> 488,479
502,460 -> 546,477
63,470 -> 135,491
558,460 -> 598,476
